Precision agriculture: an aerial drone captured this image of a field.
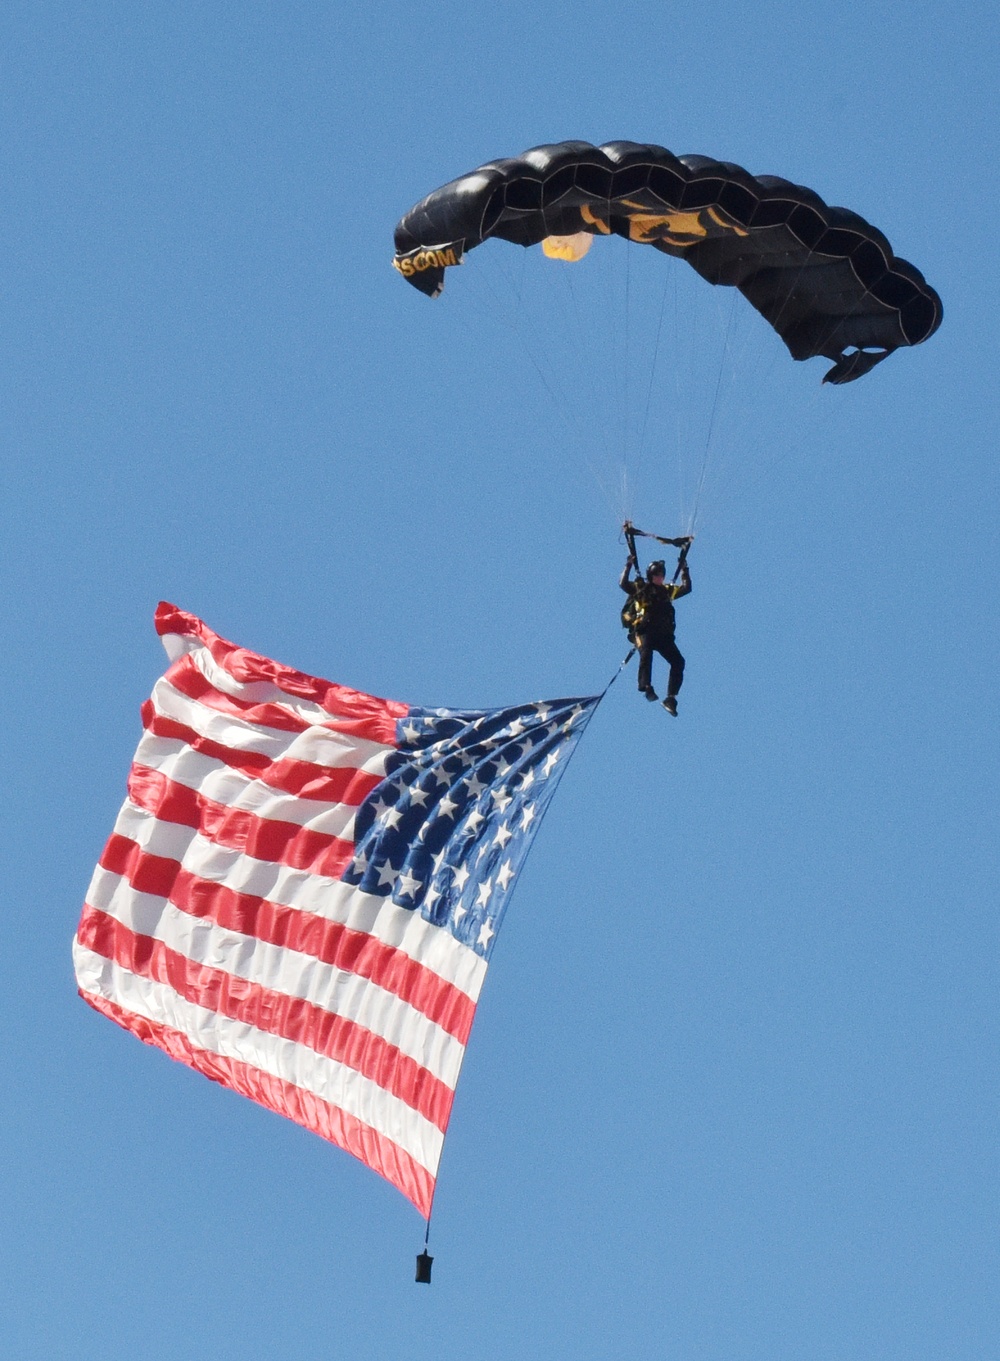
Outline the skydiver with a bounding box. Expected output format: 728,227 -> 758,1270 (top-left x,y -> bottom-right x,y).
620,540 -> 692,715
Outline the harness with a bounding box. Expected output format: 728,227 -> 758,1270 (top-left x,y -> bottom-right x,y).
620,582 -> 651,637
620,521 -> 690,639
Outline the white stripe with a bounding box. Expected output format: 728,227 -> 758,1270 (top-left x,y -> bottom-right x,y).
152,677 -> 393,772
102,800 -> 487,1002
133,731 -> 358,838
188,646 -> 368,729
73,943 -> 444,1175
85,864 -> 467,1088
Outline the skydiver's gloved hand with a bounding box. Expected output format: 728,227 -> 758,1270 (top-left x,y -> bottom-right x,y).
620,554 -> 639,592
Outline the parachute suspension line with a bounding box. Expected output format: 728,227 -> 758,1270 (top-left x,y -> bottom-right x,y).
622,240 -> 632,473
702,281 -> 777,525
618,462 -> 635,530
467,249 -> 612,500
634,266 -> 671,495
561,259 -> 627,525
810,262 -> 889,379
688,286 -> 740,533
604,233 -> 623,506
696,239 -> 834,519
699,337 -> 794,522
767,240 -> 817,347
672,262 -> 686,528
537,197 -> 622,522
478,220 -> 621,528
564,264 -> 615,466
711,241 -> 877,518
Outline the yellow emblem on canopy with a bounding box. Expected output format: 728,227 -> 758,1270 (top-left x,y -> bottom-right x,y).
622,202 -> 749,247
541,232 -> 594,262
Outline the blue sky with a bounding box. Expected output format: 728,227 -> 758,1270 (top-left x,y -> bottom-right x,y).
1,4 -> 997,1358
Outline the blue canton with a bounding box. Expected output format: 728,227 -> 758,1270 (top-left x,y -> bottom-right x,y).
340,695 -> 599,958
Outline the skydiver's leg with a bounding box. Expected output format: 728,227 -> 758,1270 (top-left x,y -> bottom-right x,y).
635,635 -> 656,697
661,639 -> 685,696
656,637 -> 685,698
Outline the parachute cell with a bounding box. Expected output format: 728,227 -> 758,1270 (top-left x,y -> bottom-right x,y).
393,141 -> 942,384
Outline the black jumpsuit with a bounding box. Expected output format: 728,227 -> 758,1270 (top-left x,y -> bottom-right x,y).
620,560 -> 691,698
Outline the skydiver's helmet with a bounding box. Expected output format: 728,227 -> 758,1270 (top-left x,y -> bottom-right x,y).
647,560 -> 666,581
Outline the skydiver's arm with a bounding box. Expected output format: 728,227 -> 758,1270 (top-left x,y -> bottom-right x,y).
672,559 -> 692,599
620,557 -> 636,593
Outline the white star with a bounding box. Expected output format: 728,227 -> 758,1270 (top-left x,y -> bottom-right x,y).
476,878 -> 493,908
382,806 -> 403,830
517,739 -> 533,757
352,848 -> 370,875
495,755 -> 511,778
396,868 -> 422,899
465,807 -> 485,833
401,722 -> 421,742
410,786 -> 429,807
453,903 -> 467,924
520,804 -> 536,831
465,772 -> 486,799
506,717 -> 526,737
429,764 -> 452,788
491,788 -> 513,813
439,794 -> 458,819
534,703 -> 551,721
497,860 -> 515,891
376,860 -> 398,890
453,864 -> 470,892
478,920 -> 495,949
566,705 -> 585,727
425,883 -> 442,911
495,823 -> 513,849
543,748 -> 560,777
431,848 -> 449,876
520,768 -> 536,791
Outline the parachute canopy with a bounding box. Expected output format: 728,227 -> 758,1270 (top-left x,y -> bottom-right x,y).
393,141 -> 942,384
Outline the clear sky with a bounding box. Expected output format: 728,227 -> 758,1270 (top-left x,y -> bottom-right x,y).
1,4 -> 997,1359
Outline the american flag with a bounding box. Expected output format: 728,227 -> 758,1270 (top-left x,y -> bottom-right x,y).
73,603 -> 599,1217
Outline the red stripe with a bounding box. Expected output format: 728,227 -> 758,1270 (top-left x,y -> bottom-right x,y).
98,834 -> 476,1043
126,764 -> 356,878
154,603 -> 408,745
77,906 -> 456,1132
142,704 -> 383,806
167,654 -> 315,734
78,987 -> 435,1217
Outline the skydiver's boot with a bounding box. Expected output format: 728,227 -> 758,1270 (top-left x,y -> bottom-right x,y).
662,696 -> 678,716
643,686 -> 658,701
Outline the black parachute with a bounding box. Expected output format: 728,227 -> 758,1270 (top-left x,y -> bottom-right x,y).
393,141 -> 941,384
